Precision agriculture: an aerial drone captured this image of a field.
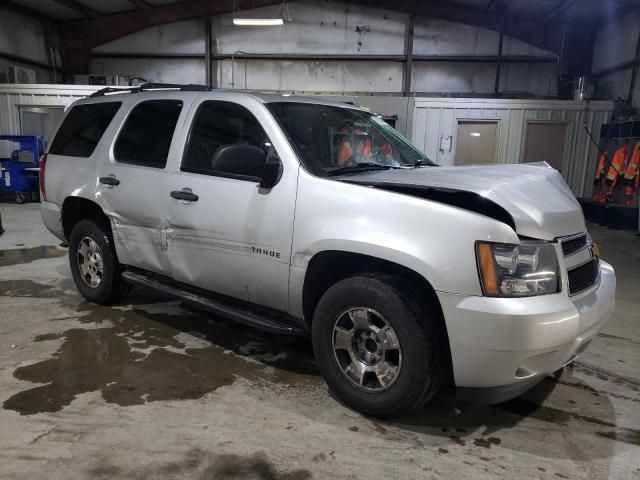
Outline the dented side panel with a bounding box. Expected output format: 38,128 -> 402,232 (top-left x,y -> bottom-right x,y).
96,94 -> 195,275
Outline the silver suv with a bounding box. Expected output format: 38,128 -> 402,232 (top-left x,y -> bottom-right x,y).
40,84 -> 616,417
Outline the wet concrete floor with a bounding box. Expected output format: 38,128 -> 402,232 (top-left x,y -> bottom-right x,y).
0,204 -> 639,479
2,281 -> 319,416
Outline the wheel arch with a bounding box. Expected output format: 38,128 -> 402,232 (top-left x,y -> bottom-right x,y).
301,250 -> 454,385
61,196 -> 111,241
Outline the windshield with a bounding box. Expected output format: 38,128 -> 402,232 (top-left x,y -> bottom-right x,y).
267,102 -> 434,176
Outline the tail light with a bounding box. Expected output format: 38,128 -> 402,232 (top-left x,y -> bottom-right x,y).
39,153 -> 47,202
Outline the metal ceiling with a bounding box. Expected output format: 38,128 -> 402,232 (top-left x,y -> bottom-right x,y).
4,0 -> 639,79
6,0 -> 640,24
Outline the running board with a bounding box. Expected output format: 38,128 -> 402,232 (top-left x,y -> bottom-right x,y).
121,270 -> 308,336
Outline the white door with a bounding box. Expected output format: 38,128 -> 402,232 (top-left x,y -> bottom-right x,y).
455,121 -> 498,166
98,98 -> 185,275
523,122 -> 568,172
165,99 -> 296,312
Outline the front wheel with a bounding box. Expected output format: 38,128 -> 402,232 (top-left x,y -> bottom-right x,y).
312,274 -> 444,418
68,219 -> 130,304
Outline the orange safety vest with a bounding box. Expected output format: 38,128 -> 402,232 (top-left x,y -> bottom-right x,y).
362,137 -> 372,158
337,140 -> 353,166
624,142 -> 640,182
595,152 -> 607,180
605,144 -> 629,182
382,142 -> 393,159
623,142 -> 640,205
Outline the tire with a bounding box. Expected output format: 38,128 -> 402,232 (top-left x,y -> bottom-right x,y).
312,274 -> 443,418
68,218 -> 130,305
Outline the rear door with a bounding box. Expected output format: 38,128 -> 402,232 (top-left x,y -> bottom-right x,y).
165,98 -> 298,312
45,101 -> 122,207
97,98 -> 188,274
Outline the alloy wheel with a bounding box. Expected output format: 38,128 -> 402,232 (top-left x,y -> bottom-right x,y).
77,236 -> 104,288
331,307 -> 402,392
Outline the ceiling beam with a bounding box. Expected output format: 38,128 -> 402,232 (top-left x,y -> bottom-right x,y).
485,0 -> 500,12
127,0 -> 151,9
352,0 -> 569,55
60,0 -> 596,77
65,0 -> 280,47
545,0 -> 579,20
61,0 -> 282,72
51,0 -> 101,18
0,50 -> 67,72
358,0 -> 596,86
0,0 -> 57,22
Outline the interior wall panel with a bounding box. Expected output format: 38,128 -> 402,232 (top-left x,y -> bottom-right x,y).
411,98 -> 612,197
89,0 -> 557,96
0,85 -> 101,136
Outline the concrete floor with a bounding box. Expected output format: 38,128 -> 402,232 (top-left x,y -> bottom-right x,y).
0,203 -> 639,480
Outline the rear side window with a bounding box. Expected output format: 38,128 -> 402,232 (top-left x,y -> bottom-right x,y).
49,102 -> 121,157
115,100 -> 183,168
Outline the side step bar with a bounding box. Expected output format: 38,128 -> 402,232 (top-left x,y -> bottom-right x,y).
122,270 -> 308,336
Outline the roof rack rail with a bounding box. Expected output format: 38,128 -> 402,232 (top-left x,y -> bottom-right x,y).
90,82 -> 211,97
89,86 -> 139,97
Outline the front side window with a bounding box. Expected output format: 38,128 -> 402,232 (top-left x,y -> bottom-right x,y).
115,100 -> 183,168
267,102 -> 434,176
49,102 -> 121,158
182,100 -> 278,175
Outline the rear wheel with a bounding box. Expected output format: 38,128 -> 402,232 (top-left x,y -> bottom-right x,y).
68,219 -> 130,304
312,274 -> 443,418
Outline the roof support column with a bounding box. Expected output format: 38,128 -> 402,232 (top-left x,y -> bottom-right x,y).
627,24 -> 640,104
205,17 -> 212,88
403,14 -> 415,97
494,24 -> 504,98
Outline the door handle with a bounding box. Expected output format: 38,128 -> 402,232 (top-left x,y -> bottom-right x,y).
99,176 -> 120,186
170,190 -> 199,202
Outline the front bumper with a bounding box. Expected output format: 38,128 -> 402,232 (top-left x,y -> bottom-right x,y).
437,260 -> 616,403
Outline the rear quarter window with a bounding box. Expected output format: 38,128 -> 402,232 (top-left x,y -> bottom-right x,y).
49,102 -> 121,157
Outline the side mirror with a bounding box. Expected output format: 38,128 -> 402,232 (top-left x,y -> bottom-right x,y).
212,144 -> 282,189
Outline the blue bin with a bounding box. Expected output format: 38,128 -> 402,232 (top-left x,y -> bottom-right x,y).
0,135 -> 44,203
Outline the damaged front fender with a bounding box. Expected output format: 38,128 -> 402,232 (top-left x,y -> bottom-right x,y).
343,180 -> 516,232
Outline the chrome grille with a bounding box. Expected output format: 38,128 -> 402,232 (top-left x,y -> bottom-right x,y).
568,259 -> 599,296
560,232 -> 599,295
561,234 -> 588,256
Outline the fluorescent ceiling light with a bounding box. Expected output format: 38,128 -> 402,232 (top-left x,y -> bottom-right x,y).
470,132 -> 481,137
233,18 -> 284,26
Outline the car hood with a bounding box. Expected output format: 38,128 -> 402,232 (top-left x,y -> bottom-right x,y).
342,162 -> 585,240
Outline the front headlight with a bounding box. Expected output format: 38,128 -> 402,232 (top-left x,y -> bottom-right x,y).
476,241 -> 559,297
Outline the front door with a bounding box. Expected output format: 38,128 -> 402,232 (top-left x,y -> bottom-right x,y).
98,98 -> 186,274
165,99 -> 297,312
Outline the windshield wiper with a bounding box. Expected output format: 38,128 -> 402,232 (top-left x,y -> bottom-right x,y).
326,162 -> 392,176
412,159 -> 435,168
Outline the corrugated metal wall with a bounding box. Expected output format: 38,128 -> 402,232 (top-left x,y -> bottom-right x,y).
0,85 -> 98,136
410,98 -> 613,197
90,1 -> 558,97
